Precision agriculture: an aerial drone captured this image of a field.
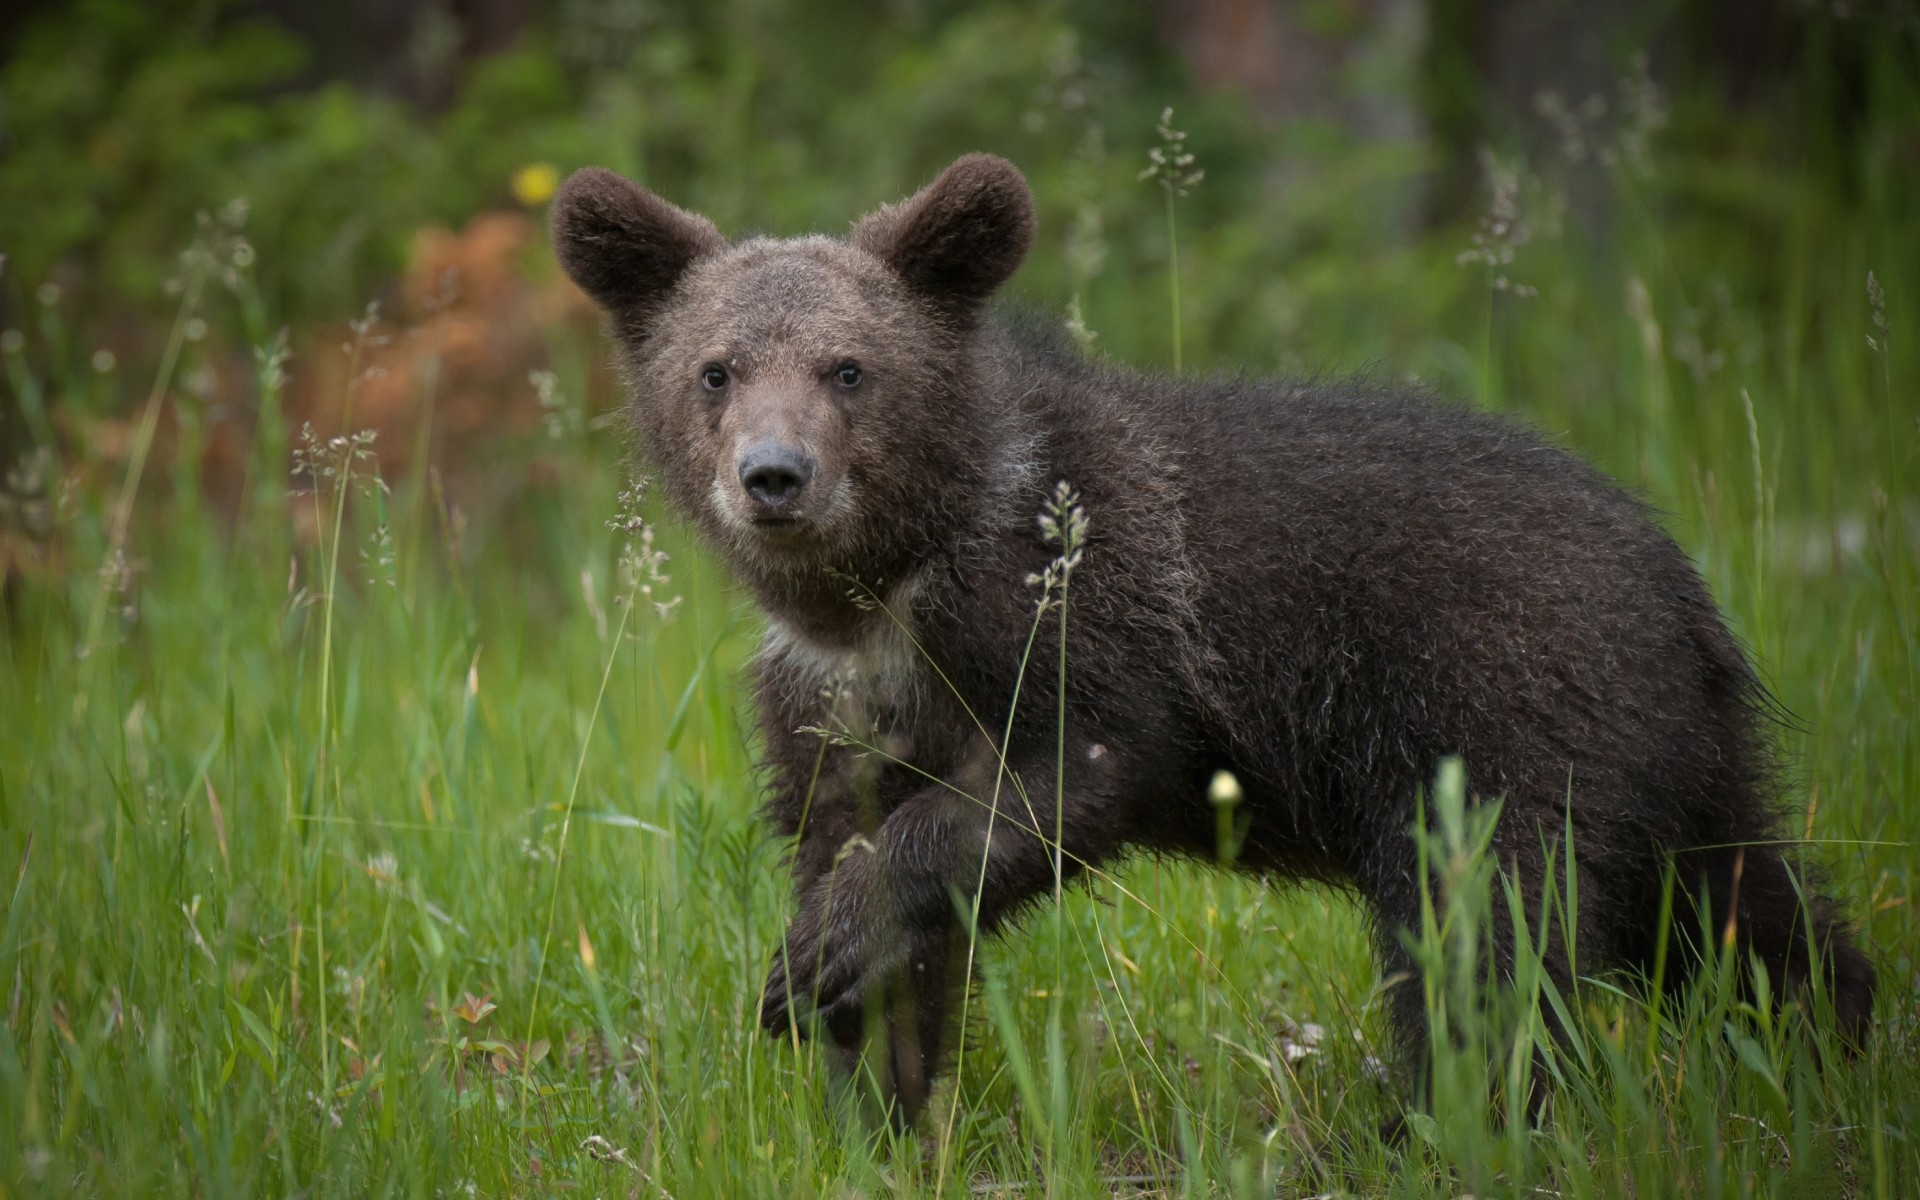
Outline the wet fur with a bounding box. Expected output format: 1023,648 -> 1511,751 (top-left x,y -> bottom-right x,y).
551,155 -> 1875,1124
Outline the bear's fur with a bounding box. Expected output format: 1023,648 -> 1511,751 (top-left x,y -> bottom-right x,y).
550,154 -> 1875,1123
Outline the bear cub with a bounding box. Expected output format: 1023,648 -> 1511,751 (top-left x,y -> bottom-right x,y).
550,153 -> 1874,1122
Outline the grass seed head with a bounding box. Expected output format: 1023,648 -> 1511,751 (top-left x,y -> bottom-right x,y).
1140,106 -> 1204,197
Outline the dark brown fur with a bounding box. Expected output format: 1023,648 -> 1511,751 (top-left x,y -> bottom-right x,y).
550,154 -> 1875,1123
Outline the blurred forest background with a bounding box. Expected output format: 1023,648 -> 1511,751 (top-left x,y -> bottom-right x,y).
1,1 -> 1917,1196
2,0 -> 1914,530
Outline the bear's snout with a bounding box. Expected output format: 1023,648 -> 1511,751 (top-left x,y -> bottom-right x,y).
737,441 -> 817,516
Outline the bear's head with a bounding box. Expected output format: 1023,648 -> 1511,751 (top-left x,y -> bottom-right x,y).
550,154 -> 1036,599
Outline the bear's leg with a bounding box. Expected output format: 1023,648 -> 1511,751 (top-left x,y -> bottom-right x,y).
811,917 -> 972,1128
1361,841 -> 1583,1128
1666,843 -> 1875,1050
761,754 -> 1134,1123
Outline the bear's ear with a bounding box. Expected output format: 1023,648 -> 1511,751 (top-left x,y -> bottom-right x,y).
852,153 -> 1036,316
550,167 -> 725,324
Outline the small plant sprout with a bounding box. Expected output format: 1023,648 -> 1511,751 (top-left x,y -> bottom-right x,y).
1063,294 -> 1098,354
251,327 -> 292,476
292,424 -> 382,491
287,396 -> 397,603
1868,270 -> 1900,469
1456,148 -> 1538,298
1867,270 -> 1890,356
1532,54 -> 1667,177
1208,768 -> 1245,864
363,852 -> 401,889
608,479 -> 680,621
1458,148 -> 1545,407
1027,477 -> 1090,1017
1532,90 -> 1608,164
1140,106 -> 1203,370
360,514 -> 398,589
1,447 -> 55,547
1027,478 -> 1088,608
338,300 -> 390,429
1868,267 -> 1892,426
1063,125 -> 1108,352
1611,52 -> 1668,174
530,368 -> 582,440
77,207 -> 227,667
255,327 -> 290,393
96,546 -> 145,634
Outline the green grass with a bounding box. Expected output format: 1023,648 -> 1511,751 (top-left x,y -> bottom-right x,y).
3,81 -> 1918,1200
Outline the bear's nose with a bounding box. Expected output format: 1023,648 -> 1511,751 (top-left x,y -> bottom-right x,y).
737,443 -> 816,513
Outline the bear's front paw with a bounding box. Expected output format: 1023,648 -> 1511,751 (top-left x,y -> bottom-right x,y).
758,853 -> 909,1041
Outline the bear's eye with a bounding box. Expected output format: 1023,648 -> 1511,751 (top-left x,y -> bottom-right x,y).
701,364 -> 729,391
834,362 -> 863,389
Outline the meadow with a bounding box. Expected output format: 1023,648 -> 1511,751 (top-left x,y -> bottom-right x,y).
2,6 -> 1917,1196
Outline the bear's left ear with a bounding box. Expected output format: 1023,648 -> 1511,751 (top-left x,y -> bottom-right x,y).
853,154 -> 1036,317
550,167 -> 725,326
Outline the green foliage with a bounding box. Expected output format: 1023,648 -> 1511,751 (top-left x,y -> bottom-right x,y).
1,2 -> 1917,1195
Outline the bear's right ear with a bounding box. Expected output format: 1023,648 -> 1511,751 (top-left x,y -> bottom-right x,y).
550,167 -> 724,325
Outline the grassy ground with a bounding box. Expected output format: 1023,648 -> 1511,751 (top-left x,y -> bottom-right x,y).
3,87 -> 1918,1200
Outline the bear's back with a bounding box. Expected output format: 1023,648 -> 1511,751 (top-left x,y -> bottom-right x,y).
984,318 -> 1753,839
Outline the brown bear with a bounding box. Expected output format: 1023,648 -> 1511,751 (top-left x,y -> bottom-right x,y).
549,153 -> 1874,1123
